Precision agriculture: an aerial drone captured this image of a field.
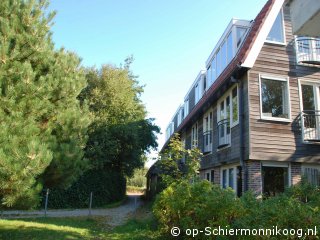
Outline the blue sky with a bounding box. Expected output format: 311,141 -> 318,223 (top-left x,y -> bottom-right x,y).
48,0 -> 267,166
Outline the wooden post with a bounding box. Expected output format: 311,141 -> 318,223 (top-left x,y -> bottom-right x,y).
44,188 -> 49,217
88,192 -> 93,217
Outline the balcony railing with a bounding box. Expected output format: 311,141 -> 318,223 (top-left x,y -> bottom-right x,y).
218,119 -> 231,148
295,37 -> 320,65
301,110 -> 320,142
203,130 -> 212,153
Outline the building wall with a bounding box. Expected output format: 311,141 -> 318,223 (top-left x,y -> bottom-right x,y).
247,5 -> 320,163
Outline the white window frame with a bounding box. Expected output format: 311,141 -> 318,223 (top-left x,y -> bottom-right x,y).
265,8 -> 286,46
220,164 -> 239,191
261,161 -> 291,187
259,74 -> 291,122
191,122 -> 198,148
298,79 -> 320,144
203,109 -> 213,154
217,84 -> 239,127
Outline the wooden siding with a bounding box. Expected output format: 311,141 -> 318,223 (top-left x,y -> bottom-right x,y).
248,5 -> 320,163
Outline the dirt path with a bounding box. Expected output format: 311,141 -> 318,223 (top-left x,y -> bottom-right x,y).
1,194 -> 142,227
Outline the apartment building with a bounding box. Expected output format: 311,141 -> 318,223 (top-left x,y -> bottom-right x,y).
158,0 -> 320,197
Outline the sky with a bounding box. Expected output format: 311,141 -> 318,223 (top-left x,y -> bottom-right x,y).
48,0 -> 267,167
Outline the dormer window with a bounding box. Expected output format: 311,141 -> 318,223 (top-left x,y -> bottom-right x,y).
236,27 -> 247,48
266,9 -> 285,44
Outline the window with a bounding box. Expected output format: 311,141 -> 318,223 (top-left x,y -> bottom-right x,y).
221,41 -> 227,71
236,27 -> 247,48
259,75 -> 290,120
195,83 -> 199,103
221,166 -> 240,192
262,165 -> 289,197
191,122 -> 198,148
222,169 -> 227,189
206,66 -> 211,89
227,32 -> 233,63
206,172 -> 210,181
203,111 -> 213,153
165,122 -> 174,141
216,49 -> 221,77
232,87 -> 239,124
211,57 -> 216,84
210,170 -> 215,183
303,166 -> 320,186
266,10 -> 285,44
184,99 -> 189,117
217,85 -> 239,147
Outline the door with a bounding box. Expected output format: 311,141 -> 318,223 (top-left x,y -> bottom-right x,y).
301,83 -> 320,141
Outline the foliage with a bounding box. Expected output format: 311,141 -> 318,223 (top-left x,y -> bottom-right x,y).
80,62 -> 160,177
153,179 -> 320,240
43,169 -> 126,209
158,133 -> 201,187
153,180 -> 244,238
0,0 -> 90,208
127,168 -> 148,188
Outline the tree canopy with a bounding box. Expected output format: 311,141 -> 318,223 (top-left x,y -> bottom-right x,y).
0,0 -> 90,208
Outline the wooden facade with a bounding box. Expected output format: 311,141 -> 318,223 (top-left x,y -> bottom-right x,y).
151,0 -> 320,198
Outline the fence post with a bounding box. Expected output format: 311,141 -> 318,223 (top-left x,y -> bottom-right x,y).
44,188 -> 49,217
88,192 -> 93,217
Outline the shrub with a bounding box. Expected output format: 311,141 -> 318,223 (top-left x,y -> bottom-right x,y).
41,169 -> 126,209
153,180 -> 320,240
153,180 -> 244,238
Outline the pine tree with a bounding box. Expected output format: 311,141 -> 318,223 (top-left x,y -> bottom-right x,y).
0,0 -> 90,208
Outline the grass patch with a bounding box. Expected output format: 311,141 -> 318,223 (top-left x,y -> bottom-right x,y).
0,203 -> 162,239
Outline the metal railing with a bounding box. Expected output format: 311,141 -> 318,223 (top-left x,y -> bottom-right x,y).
301,110 -> 320,142
295,37 -> 320,65
217,119 -> 231,148
203,130 -> 213,153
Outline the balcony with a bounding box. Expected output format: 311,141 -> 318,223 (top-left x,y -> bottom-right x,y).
203,130 -> 212,153
295,37 -> 320,65
218,119 -> 231,148
301,110 -> 320,142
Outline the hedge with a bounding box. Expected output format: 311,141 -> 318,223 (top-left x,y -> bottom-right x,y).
41,169 -> 126,209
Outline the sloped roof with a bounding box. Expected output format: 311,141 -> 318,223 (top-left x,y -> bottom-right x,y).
161,0 -> 284,152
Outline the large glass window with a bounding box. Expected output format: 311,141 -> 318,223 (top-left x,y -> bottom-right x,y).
227,32 -> 233,63
211,57 -> 216,84
262,166 -> 288,197
195,83 -> 199,103
266,10 -> 285,44
236,27 -> 247,48
217,85 -> 239,147
216,49 -> 221,77
260,76 -> 290,120
206,66 -> 211,89
221,41 -> 227,71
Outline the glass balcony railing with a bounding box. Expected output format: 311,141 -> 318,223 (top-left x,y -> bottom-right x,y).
295,37 -> 320,65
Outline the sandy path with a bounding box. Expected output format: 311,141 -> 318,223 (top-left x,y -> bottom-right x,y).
1,194 -> 142,227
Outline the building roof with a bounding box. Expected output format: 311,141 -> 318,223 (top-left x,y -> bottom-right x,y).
161,0 -> 285,152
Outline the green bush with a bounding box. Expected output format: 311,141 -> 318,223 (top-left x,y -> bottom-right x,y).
153,180 -> 244,238
41,169 -> 126,209
153,180 -> 320,240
